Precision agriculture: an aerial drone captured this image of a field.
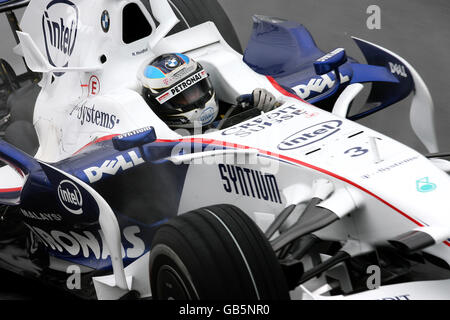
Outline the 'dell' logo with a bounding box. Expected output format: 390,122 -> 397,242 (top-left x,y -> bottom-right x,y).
42,0 -> 79,75
57,180 -> 83,215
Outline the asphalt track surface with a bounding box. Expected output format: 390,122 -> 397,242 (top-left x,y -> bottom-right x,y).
0,0 -> 449,300
219,0 -> 450,154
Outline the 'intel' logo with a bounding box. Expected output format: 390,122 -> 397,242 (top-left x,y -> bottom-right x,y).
200,106 -> 216,125
57,180 -> 83,215
278,120 -> 343,150
42,0 -> 79,74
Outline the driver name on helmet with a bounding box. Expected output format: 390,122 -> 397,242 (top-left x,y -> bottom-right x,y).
139,53 -> 219,129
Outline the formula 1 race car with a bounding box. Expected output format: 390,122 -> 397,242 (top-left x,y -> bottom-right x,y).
0,0 -> 449,300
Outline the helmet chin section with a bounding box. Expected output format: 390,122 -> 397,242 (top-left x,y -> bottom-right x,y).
198,94 -> 219,126
167,93 -> 218,129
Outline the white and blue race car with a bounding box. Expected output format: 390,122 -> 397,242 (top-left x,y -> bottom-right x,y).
0,0 -> 449,300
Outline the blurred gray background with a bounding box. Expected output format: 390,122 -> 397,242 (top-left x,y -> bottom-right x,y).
218,0 -> 450,153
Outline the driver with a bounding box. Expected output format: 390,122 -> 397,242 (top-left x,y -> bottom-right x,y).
138,53 -> 280,132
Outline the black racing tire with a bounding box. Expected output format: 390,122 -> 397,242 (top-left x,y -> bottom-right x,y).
143,0 -> 242,53
4,120 -> 39,156
8,83 -> 40,123
0,59 -> 20,94
149,204 -> 290,300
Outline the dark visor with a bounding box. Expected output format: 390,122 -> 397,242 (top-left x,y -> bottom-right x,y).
162,78 -> 214,114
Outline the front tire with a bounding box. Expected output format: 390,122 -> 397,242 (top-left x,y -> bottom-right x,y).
149,204 -> 289,300
164,0 -> 242,53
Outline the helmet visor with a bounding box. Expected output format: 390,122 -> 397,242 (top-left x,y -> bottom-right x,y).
171,79 -> 209,106
155,77 -> 214,115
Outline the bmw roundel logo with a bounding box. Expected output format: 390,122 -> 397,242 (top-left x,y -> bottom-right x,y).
101,10 -> 110,33
165,57 -> 179,69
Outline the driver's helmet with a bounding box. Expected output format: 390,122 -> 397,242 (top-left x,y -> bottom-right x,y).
139,53 -> 218,128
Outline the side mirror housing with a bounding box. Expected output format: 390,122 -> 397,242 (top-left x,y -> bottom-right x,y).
314,48 -> 347,75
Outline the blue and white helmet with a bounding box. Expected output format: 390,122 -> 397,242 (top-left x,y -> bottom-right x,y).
139,53 -> 218,129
